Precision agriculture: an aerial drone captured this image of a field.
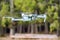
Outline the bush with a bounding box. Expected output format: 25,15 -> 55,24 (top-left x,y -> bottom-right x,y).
50,20 -> 59,33
1,17 -> 12,27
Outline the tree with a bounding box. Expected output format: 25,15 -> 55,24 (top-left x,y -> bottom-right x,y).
0,1 -> 9,36
0,0 -> 59,35
50,20 -> 59,33
10,0 -> 14,35
18,21 -> 23,33
14,0 -> 36,13
57,0 -> 60,36
0,2 -> 9,17
36,18 -> 44,33
45,0 -> 58,33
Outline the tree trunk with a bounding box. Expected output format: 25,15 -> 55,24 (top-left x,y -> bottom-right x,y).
57,26 -> 60,36
0,27 -> 3,36
4,27 -> 6,36
39,24 -> 41,32
28,24 -> 30,33
35,0 -> 40,15
10,28 -> 15,36
10,0 -> 14,14
10,0 -> 14,36
20,24 -> 22,33
16,25 -> 19,33
10,0 -> 14,35
57,7 -> 60,36
0,27 -> 2,36
2,27 -> 5,36
31,23 -> 34,34
35,24 -> 38,34
45,21 -> 48,34
57,18 -> 60,36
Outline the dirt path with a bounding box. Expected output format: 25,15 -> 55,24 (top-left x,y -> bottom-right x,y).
0,37 -> 58,40
10,34 -> 58,38
0,34 -> 58,40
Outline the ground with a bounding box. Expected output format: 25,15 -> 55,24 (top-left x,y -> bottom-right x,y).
0,34 -> 58,40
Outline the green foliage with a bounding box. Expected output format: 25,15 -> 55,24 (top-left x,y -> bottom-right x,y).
14,0 -> 36,12
37,0 -> 44,3
30,18 -> 44,24
12,13 -> 21,18
1,17 -> 12,27
5,18 -> 12,28
1,18 -> 6,27
38,3 -> 45,13
50,20 -> 59,32
0,0 -> 59,33
48,0 -> 55,4
18,20 -> 23,25
38,1 -> 47,14
53,12 -> 58,20
46,4 -> 58,23
0,2 -> 9,17
36,18 -> 44,24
